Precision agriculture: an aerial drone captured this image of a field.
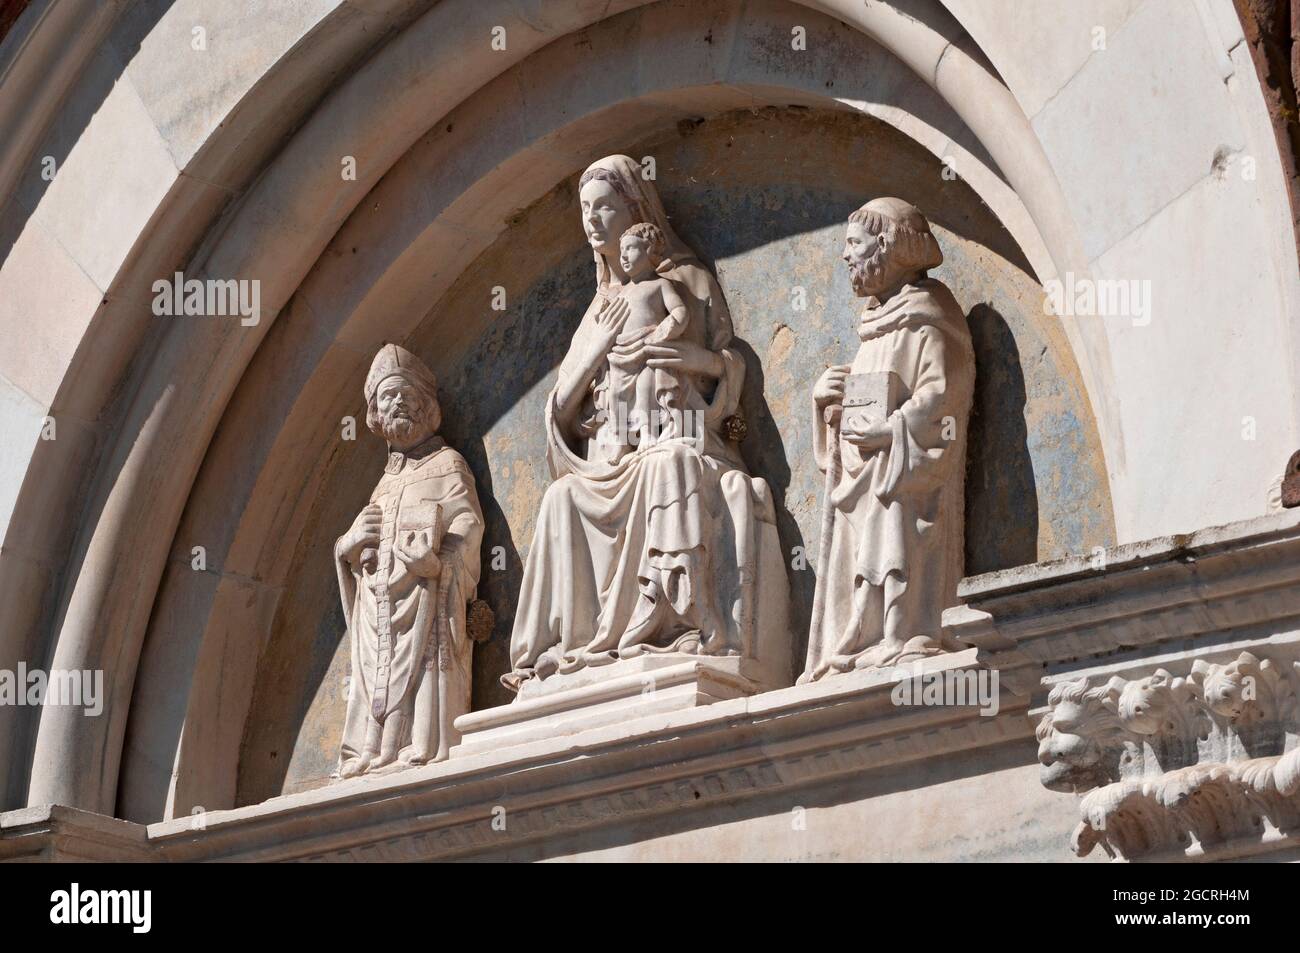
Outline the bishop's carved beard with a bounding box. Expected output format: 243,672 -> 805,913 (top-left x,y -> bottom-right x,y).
848,241 -> 891,297
379,403 -> 428,449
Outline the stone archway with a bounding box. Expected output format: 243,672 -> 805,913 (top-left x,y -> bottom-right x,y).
0,0 -> 1294,833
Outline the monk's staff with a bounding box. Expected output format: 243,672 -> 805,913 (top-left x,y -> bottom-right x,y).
809,400 -> 842,645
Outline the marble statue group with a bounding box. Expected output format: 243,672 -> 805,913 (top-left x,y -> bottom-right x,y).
332,156 -> 974,778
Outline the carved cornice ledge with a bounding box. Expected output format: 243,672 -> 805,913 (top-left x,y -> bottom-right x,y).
2,650 -> 1029,862
942,510 -> 1300,862
944,510 -> 1300,673
0,804 -> 150,862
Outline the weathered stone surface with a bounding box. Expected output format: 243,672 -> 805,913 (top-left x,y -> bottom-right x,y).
1282,450 -> 1300,507
1037,649 -> 1300,860
7,649 -> 1045,863
949,509 -> 1300,861
240,108 -> 1112,805
0,0 -> 1295,866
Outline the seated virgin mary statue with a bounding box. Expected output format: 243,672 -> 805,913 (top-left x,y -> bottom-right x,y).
503,155 -> 790,697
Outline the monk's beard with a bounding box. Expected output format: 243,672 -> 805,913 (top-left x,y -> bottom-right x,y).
848,245 -> 891,297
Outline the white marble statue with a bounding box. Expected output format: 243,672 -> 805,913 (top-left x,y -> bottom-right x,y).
333,344 -> 485,776
596,221 -> 693,462
503,154 -> 787,693
802,198 -> 974,681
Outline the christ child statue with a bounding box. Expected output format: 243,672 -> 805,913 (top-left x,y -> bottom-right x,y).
596,222 -> 690,460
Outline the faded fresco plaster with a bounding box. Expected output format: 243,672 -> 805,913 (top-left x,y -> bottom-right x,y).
239,108 -> 1113,803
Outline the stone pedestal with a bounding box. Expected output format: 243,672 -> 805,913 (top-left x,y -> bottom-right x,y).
3,646 -> 1030,862
452,655 -> 775,758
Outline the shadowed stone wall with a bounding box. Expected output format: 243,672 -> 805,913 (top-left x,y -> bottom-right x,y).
237,107 -> 1113,804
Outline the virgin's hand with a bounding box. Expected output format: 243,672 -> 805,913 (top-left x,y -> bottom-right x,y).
639,339 -> 725,378
591,296 -> 630,356
557,297 -> 632,424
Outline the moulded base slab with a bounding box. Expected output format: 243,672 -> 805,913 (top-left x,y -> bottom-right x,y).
451,654 -> 770,758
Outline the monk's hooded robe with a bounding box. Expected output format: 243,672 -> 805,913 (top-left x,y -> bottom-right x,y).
803,278 -> 974,681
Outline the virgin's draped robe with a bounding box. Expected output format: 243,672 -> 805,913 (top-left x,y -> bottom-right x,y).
506,259 -> 774,685
505,154 -> 789,692
336,437 -> 484,764
803,278 -> 974,681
